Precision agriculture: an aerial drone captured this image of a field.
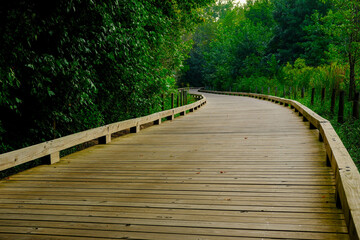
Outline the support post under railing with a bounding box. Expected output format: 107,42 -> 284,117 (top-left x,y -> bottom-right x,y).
301,87 -> 305,98
311,88 -> 315,105
180,90 -> 183,106
99,134 -> 111,144
162,94 -> 165,111
321,88 -> 326,103
283,86 -> 286,97
338,91 -> 345,123
353,92 -> 359,119
45,152 -> 60,165
177,92 -> 180,107
331,88 -> 336,114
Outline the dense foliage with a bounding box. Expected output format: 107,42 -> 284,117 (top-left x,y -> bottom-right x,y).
181,0 -> 360,166
0,0 -> 214,153
181,0 -> 360,94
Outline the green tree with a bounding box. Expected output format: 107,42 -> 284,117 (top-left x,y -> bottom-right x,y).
244,0 -> 275,28
323,0 -> 360,99
0,0 -> 214,153
179,1 -> 234,87
270,0 -> 330,64
299,11 -> 333,66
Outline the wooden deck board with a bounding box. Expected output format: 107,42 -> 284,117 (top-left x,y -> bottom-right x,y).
0,92 -> 349,239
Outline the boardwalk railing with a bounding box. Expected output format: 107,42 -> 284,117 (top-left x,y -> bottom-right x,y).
0,93 -> 206,172
200,89 -> 360,240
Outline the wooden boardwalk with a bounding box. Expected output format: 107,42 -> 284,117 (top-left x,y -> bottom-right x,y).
0,91 -> 349,239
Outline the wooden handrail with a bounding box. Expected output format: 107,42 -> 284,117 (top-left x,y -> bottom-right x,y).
0,93 -> 206,171
200,89 -> 360,240
178,87 -> 200,90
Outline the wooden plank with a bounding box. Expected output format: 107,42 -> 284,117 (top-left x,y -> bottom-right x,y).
0,208 -> 345,226
0,216 -> 348,233
0,203 -> 345,220
0,226 -> 349,240
0,187 -> 336,199
0,194 -> 339,208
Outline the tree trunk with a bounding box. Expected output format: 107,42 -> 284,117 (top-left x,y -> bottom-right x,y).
349,52 -> 356,100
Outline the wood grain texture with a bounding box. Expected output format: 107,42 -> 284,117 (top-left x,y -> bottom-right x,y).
201,89 -> 360,240
0,90 -> 350,239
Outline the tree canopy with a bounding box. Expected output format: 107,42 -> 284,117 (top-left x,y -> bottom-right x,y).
0,0 -> 214,153
181,0 -> 358,98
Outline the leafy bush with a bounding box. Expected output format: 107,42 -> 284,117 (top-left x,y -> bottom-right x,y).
0,0 -> 214,154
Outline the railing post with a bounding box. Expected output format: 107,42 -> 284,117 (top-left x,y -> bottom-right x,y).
331,88 -> 336,114
283,86 -> 286,97
161,94 -> 165,111
99,134 -> 111,144
301,87 -> 305,98
353,92 -> 359,119
338,91 -> 345,123
321,88 -> 326,103
177,92 -> 180,107
180,90 -> 183,106
183,90 -> 186,105
45,152 -> 60,165
184,91 -> 188,105
311,88 -> 315,105
289,87 -> 291,98
171,93 -> 174,109
154,118 -> 161,125
130,124 -> 140,133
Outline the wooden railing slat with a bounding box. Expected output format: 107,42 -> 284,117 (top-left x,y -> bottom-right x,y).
0,92 -> 206,172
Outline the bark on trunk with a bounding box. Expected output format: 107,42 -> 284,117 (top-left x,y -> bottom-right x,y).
349,52 -> 356,100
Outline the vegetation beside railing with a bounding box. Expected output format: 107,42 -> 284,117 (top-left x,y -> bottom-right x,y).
204,85 -> 360,170
0,0 -> 215,156
0,93 -> 206,178
201,89 -> 360,240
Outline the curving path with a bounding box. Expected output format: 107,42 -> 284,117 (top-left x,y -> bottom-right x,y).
0,91 -> 349,239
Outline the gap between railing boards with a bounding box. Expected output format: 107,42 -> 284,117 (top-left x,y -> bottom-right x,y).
199,89 -> 360,240
0,91 -> 206,173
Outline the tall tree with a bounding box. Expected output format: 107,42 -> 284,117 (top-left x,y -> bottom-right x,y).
323,0 -> 360,99
179,0 -> 234,87
270,0 -> 330,64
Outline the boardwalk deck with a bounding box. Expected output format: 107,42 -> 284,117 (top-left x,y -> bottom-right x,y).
0,91 -> 349,239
